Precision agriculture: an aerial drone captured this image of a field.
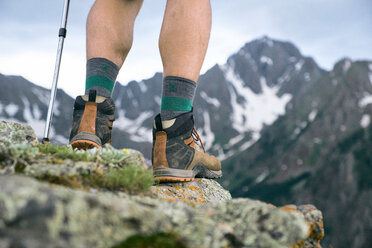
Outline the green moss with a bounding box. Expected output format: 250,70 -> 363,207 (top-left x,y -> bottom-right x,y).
14,162 -> 27,173
112,233 -> 187,248
35,174 -> 83,189
35,165 -> 154,194
1,143 -> 140,166
38,144 -> 97,162
102,165 -> 154,193
98,145 -> 129,164
1,142 -> 153,193
9,144 -> 40,160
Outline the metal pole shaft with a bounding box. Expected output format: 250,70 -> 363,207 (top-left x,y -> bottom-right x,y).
43,0 -> 70,142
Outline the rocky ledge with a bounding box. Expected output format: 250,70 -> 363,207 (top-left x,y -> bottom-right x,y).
0,121 -> 324,248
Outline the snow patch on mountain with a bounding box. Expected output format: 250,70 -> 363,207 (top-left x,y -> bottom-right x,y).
238,132 -> 260,152
293,127 -> 301,136
53,100 -> 61,116
255,170 -> 269,184
32,105 -> 42,120
260,56 -> 273,66
0,97 -> 66,143
115,99 -> 121,109
200,111 -> 214,149
5,103 -> 18,116
295,59 -> 305,71
240,52 -> 258,71
308,110 -> 318,122
260,36 -> 274,47
360,114 -> 370,128
278,67 -> 292,84
32,88 -> 50,105
115,110 -> 153,143
291,121 -> 309,139
200,91 -> 220,108
224,134 -> 245,149
138,81 -> 147,93
289,57 -> 297,63
154,96 -> 161,106
358,93 -> 372,108
223,63 -> 292,135
21,97 -> 45,138
343,59 -> 351,73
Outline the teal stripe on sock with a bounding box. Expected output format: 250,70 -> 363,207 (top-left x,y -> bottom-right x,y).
161,96 -> 192,112
86,75 -> 115,93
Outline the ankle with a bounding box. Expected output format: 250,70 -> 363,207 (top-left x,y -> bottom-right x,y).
85,57 -> 118,98
160,76 -> 196,121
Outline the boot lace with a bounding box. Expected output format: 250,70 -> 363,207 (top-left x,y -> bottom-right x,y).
192,127 -> 205,152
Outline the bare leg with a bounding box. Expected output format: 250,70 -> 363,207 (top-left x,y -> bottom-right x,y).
86,0 -> 143,68
159,0 -> 212,82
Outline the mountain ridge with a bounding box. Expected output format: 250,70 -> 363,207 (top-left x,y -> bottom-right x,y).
1,36 -> 372,247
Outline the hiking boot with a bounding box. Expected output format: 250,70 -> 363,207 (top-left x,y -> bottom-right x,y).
69,90 -> 115,149
152,111 -> 222,182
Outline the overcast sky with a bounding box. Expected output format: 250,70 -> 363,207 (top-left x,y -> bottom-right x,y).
0,0 -> 371,97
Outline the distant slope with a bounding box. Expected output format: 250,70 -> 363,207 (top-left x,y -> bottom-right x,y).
1,36 -> 323,160
1,36 -> 371,247
221,59 -> 372,248
111,36 -> 325,159
0,74 -> 73,144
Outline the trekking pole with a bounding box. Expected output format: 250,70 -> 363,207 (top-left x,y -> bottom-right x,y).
42,0 -> 70,144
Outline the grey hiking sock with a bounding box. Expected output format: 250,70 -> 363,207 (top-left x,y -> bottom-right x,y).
85,57 -> 119,98
160,76 -> 197,120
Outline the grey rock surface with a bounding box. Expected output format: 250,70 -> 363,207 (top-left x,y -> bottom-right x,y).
0,175 -> 309,248
0,121 -> 38,146
152,178 -> 232,204
0,121 -> 324,248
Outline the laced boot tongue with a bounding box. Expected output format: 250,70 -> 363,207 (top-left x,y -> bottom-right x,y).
191,128 -> 205,152
184,128 -> 206,152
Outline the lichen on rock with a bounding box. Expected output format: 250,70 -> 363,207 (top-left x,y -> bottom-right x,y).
0,175 -> 311,248
0,121 -> 325,248
0,121 -> 38,147
152,178 -> 232,204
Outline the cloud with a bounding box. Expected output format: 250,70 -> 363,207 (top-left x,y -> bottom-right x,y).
0,0 -> 371,97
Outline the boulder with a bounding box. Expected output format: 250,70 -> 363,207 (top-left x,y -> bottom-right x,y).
0,121 -> 38,146
0,121 -> 324,247
0,175 -> 310,248
152,178 -> 232,204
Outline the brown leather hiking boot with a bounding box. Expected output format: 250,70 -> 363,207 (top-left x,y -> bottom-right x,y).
69,90 -> 115,149
152,111 -> 222,182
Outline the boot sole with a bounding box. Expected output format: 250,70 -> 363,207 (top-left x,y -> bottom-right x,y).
153,166 -> 222,182
70,132 -> 101,150
193,164 -> 222,179
153,167 -> 195,182
70,140 -> 100,150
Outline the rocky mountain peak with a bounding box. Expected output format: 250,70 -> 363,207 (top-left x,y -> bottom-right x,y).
226,36 -> 324,95
1,36 -> 371,247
